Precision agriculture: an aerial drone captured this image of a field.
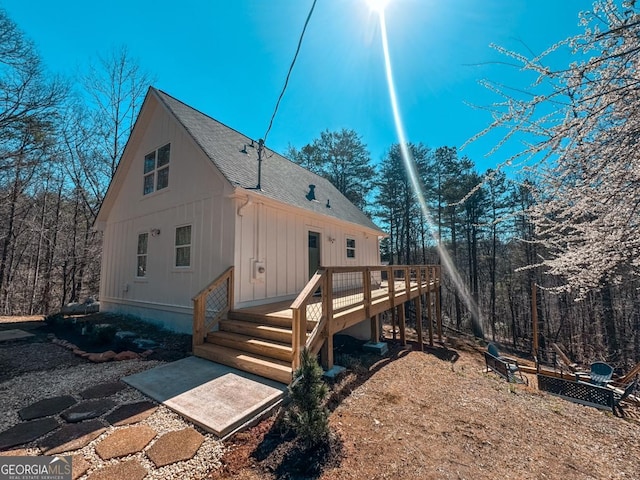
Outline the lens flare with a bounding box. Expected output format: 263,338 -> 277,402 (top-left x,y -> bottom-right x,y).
367,0 -> 390,13
376,10 -> 483,335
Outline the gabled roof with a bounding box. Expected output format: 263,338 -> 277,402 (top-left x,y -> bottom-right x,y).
153,88 -> 382,233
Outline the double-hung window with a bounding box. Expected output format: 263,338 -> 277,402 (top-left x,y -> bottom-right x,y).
346,237 -> 356,259
175,225 -> 192,267
137,233 -> 148,277
143,143 -> 170,195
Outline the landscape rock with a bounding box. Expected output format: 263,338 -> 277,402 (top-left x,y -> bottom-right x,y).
60,399 -> 116,423
85,459 -> 146,480
115,350 -> 139,361
39,420 -> 106,455
79,382 -> 126,399
87,351 -> 117,363
71,454 -> 90,480
140,349 -> 154,358
94,424 -> 156,460
0,417 -> 60,450
19,395 -> 77,421
104,401 -> 158,427
146,428 -> 204,467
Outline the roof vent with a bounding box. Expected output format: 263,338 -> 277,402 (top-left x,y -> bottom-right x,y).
306,184 -> 316,201
326,199 -> 331,209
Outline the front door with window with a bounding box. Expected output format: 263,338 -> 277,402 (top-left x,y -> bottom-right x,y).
308,231 -> 321,279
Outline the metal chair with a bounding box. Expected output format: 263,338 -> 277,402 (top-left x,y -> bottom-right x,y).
590,361 -> 614,386
613,376 -> 638,417
486,343 -> 528,385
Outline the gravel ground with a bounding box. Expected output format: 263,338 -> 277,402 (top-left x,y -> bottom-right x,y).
0,320 -> 226,479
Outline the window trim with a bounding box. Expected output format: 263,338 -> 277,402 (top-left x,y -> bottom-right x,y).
143,143 -> 170,196
346,236 -> 356,259
136,232 -> 149,278
174,224 -> 192,268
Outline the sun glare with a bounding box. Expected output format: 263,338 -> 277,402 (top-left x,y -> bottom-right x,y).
367,0 -> 390,13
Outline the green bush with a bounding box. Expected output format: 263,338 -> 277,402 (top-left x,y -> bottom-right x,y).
286,347 -> 330,449
88,324 -> 118,345
44,313 -> 66,328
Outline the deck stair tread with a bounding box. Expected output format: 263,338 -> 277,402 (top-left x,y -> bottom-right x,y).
206,331 -> 293,362
193,343 -> 292,384
219,319 -> 303,344
228,311 -> 316,331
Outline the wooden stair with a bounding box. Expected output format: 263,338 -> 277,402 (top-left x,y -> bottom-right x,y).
193,310 -> 315,384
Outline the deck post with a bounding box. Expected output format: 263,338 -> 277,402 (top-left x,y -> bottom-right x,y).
292,308 -> 303,371
414,296 -> 423,351
404,266 -> 411,301
397,303 -> 406,346
321,270 -> 334,370
321,333 -> 334,370
391,307 -> 397,341
426,266 -> 434,346
370,314 -> 380,343
192,297 -> 205,348
435,266 -> 443,342
388,266 -> 395,308
363,267 -> 372,320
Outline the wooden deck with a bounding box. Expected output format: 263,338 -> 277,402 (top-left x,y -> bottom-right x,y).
237,280 -> 431,319
192,265 -> 442,383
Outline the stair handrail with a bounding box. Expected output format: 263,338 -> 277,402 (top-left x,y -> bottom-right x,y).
290,269 -> 327,371
192,266 -> 234,348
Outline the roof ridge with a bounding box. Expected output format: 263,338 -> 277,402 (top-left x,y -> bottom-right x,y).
151,87 -> 382,233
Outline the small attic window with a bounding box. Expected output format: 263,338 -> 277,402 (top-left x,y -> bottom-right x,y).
143,143 -> 170,195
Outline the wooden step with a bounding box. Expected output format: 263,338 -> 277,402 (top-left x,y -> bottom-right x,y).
219,319 -> 294,344
228,311 -> 317,332
193,343 -> 292,384
206,331 -> 293,362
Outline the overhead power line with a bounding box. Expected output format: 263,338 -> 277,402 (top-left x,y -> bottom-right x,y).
262,0 -> 317,145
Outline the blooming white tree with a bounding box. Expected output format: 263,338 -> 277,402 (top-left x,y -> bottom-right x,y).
474,0 -> 640,297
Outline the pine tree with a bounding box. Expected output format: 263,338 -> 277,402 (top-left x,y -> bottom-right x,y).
286,347 -> 330,449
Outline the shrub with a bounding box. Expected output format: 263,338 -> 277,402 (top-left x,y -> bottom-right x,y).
44,313 -> 66,329
88,324 -> 118,345
286,347 -> 330,449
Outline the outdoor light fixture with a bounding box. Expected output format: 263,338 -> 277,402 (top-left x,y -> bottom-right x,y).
151,228 -> 161,237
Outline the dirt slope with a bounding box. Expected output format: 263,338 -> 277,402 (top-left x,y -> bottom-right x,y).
217,340 -> 640,480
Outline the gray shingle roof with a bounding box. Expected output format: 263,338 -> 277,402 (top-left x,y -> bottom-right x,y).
154,88 -> 382,233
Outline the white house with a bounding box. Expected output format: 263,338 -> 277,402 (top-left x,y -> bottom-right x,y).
95,87 -> 385,335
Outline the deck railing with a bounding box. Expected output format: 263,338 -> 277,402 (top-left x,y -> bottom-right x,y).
290,265 -> 441,371
192,266 -> 234,348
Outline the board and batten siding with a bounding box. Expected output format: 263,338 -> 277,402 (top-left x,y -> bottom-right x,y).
233,195 -> 381,308
99,97 -> 235,333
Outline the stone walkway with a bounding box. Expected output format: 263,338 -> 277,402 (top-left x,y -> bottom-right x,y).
0,381 -> 213,479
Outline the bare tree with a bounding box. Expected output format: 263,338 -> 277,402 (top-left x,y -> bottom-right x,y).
473,1 -> 640,297
82,46 -> 154,191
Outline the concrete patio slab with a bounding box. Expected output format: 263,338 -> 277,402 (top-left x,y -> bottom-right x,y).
0,329 -> 34,342
123,356 -> 287,437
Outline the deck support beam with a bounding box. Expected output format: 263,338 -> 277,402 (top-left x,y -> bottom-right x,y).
397,304 -> 406,346
414,296 -> 423,351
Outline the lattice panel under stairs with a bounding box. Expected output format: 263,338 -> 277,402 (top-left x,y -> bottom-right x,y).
537,374 -> 613,410
204,282 -> 228,329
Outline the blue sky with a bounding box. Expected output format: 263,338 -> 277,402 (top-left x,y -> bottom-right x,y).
3,0 -> 587,172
